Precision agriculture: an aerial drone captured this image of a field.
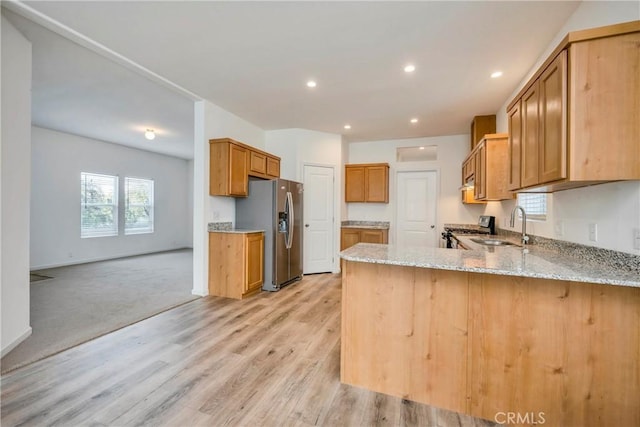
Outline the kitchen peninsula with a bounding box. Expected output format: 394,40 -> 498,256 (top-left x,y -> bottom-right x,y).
339,241 -> 640,426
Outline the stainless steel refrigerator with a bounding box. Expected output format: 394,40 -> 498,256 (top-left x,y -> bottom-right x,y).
236,178 -> 303,291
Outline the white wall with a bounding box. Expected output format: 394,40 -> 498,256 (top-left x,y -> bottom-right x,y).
192,100 -> 266,295
30,127 -> 192,269
265,128 -> 345,273
492,1 -> 640,254
347,135 -> 483,243
1,15 -> 33,356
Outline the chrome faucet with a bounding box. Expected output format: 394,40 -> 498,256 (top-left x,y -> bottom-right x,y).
510,205 -> 530,245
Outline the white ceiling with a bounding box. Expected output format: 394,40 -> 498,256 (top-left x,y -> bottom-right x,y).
5,1 -> 585,158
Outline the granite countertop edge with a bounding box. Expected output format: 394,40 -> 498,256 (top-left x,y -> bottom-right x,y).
208,229 -> 265,234
340,242 -> 640,289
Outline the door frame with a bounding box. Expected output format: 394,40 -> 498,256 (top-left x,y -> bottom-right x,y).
302,163 -> 338,274
393,167 -> 440,247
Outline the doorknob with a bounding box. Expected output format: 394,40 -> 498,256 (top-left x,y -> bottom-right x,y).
305,224 -> 310,228
430,225 -> 435,229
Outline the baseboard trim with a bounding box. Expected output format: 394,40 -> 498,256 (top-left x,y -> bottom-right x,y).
1,327 -> 33,358
30,247 -> 192,271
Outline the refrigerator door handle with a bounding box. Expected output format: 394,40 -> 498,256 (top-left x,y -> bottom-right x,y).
286,191 -> 294,249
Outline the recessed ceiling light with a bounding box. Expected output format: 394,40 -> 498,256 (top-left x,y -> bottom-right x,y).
491,71 -> 503,78
306,80 -> 317,88
404,64 -> 416,73
410,118 -> 419,124
419,146 -> 425,150
344,124 -> 351,130
144,129 -> 156,140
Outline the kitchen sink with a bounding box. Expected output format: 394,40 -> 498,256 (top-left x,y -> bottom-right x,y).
470,238 -> 518,247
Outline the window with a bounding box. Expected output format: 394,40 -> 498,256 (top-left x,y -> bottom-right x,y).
125,177 -> 154,235
81,172 -> 118,238
517,193 -> 547,221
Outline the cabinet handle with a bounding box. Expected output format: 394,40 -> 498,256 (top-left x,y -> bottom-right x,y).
430,225 -> 435,229
305,224 -> 310,228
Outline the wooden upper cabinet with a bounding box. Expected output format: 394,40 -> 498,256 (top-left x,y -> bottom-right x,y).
521,81 -> 540,188
507,100 -> 522,191
210,139 -> 248,197
345,166 -> 366,202
507,22 -> 640,192
365,165 -> 389,202
462,133 -> 512,203
470,134 -> 511,202
249,151 -> 267,176
473,146 -> 485,200
345,163 -> 389,203
266,156 -> 280,178
470,115 -> 496,150
210,138 -> 281,197
538,51 -> 567,184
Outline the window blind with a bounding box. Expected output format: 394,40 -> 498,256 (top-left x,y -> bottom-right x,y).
81,172 -> 118,238
517,193 -> 547,221
125,177 -> 154,235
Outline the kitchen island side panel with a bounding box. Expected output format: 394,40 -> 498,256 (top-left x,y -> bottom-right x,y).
340,260 -> 640,427
340,261 -> 469,414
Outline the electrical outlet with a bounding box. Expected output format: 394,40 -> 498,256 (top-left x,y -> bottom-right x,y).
588,223 -> 598,242
503,217 -> 509,228
634,228 -> 640,250
555,220 -> 564,237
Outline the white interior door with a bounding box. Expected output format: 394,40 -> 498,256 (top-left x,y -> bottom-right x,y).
396,170 -> 438,248
303,165 -> 334,274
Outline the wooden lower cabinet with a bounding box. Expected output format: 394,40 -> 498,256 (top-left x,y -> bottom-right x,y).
209,231 -> 264,299
341,260 -> 640,427
340,227 -> 388,250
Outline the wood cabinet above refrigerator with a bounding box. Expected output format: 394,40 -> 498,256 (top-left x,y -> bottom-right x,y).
209,138 -> 281,197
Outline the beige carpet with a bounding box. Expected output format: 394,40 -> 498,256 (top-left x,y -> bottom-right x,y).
1,249 -> 199,374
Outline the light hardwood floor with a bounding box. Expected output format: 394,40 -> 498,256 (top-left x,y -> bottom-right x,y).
1,273 -> 496,426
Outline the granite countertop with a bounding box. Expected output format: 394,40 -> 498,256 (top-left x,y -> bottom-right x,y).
209,229 -> 264,234
341,220 -> 390,230
339,237 -> 640,288
207,222 -> 263,234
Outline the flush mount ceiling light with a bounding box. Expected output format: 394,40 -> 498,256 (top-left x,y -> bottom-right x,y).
144,129 -> 156,140
410,118 -> 419,124
306,80 -> 317,88
344,124 -> 352,130
404,64 -> 416,73
491,71 -> 503,78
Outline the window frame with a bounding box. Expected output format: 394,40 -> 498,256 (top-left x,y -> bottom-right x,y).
124,176 -> 155,235
517,193 -> 547,221
80,172 -> 119,238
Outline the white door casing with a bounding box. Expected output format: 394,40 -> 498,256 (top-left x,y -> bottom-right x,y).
303,165 -> 334,274
396,170 -> 438,248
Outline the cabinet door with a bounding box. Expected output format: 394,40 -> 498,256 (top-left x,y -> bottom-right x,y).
538,51 -> 567,184
474,143 -> 487,200
521,81 -> 540,188
360,229 -> 384,244
507,101 -> 522,191
266,156 -> 280,178
249,151 -> 267,176
365,166 -> 389,203
345,166 -> 365,202
341,229 -> 361,250
245,233 -> 264,293
229,144 -> 248,196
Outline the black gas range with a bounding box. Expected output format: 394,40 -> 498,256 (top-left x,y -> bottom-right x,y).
441,216 -> 495,248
